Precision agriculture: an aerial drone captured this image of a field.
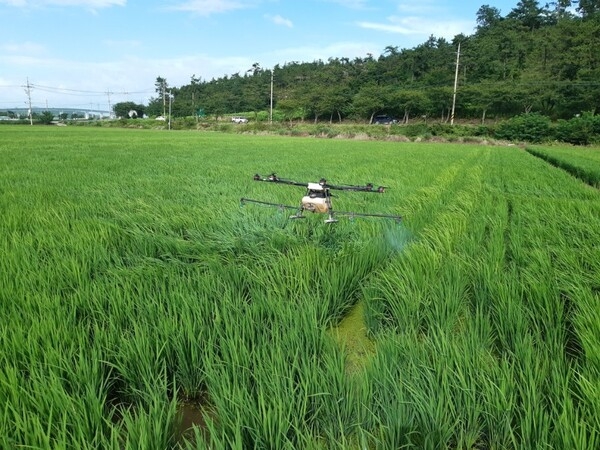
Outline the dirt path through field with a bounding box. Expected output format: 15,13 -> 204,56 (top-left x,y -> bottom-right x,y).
329,300 -> 375,374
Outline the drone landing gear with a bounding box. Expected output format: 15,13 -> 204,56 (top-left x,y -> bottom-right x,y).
289,209 -> 338,223
290,205 -> 306,219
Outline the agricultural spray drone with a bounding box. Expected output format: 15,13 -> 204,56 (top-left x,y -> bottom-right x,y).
240,173 -> 402,223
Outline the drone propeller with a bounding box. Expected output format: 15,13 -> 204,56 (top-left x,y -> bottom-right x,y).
253,174 -> 387,192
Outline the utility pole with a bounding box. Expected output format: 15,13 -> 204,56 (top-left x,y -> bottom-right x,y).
162,83 -> 166,118
192,92 -> 197,123
106,90 -> 112,118
168,90 -> 173,130
24,77 -> 33,125
450,42 -> 461,126
269,68 -> 274,125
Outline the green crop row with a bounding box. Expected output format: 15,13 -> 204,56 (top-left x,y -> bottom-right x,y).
526,145 -> 600,188
364,146 -> 600,448
0,126 -> 598,449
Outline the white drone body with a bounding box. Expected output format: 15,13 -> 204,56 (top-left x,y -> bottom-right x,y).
299,183 -> 331,214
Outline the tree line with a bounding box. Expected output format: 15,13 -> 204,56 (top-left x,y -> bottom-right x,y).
117,1 -> 600,124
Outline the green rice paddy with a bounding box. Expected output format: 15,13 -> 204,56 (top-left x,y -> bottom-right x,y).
527,145 -> 600,188
1,126 -> 599,449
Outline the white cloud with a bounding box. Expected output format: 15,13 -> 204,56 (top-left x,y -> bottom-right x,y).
168,0 -> 254,15
324,0 -> 368,9
2,40 -> 384,108
102,39 -> 142,49
358,19 -> 414,35
0,38 -> 397,109
0,0 -> 125,7
1,41 -> 46,53
266,14 -> 292,28
358,15 -> 474,39
269,41 -> 379,65
395,1 -> 438,14
0,51 -> 260,108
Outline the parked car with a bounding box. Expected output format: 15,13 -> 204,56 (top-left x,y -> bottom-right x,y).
231,116 -> 248,124
372,115 -> 397,125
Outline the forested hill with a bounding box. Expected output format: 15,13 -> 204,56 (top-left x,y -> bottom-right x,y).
145,1 -> 600,123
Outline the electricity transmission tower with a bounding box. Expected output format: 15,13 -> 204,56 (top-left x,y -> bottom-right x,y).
24,77 -> 33,125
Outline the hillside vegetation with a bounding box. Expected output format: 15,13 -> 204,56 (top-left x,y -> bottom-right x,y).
142,2 -> 600,124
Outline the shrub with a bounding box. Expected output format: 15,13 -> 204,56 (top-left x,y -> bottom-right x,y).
428,123 -> 455,136
473,125 -> 495,137
217,123 -> 234,133
495,113 -> 553,143
555,112 -> 600,145
313,124 -> 334,137
399,123 -> 429,137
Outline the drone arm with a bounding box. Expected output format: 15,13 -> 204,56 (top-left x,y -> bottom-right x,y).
326,183 -> 387,193
335,210 -> 402,221
240,197 -> 298,211
253,174 -> 388,192
253,173 -> 307,187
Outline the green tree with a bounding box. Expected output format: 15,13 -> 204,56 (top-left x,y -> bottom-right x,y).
39,111 -> 54,124
577,0 -> 600,17
202,88 -> 228,121
396,90 -> 430,124
548,0 -> 574,21
113,102 -> 145,119
154,76 -> 168,117
469,19 -> 530,81
508,0 -> 548,30
476,5 -> 503,30
276,97 -> 305,123
427,87 -> 453,122
352,83 -> 387,122
242,70 -> 270,119
316,61 -> 353,122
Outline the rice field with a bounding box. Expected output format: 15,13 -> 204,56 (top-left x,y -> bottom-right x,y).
527,145 -> 600,188
1,126 -> 599,449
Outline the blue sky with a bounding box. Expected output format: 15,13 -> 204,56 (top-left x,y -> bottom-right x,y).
0,0 -> 520,110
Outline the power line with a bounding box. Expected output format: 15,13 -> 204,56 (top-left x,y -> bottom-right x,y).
30,84 -> 154,96
0,79 -> 157,114
0,83 -> 154,94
